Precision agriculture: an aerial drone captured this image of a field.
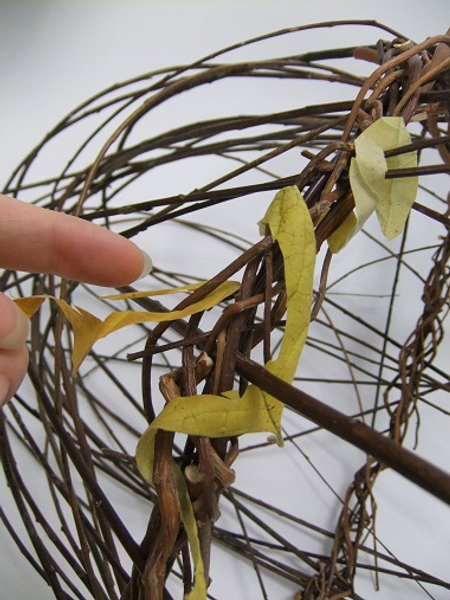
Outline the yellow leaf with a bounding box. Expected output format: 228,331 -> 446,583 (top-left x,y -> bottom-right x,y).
53,300 -> 105,373
172,464 -> 206,600
14,281 -> 239,374
72,280 -> 239,372
13,296 -> 46,318
327,212 -> 357,254
259,186 -> 316,384
136,186 -> 315,599
101,281 -> 206,300
136,387 -> 283,482
331,117 -> 418,251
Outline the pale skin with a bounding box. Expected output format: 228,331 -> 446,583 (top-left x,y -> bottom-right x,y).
0,194 -> 152,406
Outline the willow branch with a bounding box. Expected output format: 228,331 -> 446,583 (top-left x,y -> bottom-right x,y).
235,353 -> 450,506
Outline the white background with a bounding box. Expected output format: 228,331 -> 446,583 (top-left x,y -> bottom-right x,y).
1,2 -> 450,600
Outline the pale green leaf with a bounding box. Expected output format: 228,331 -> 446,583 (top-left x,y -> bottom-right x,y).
330,116 -> 418,252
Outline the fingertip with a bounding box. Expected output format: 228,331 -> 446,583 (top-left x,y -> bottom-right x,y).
0,374 -> 9,407
97,243 -> 153,287
136,249 -> 153,281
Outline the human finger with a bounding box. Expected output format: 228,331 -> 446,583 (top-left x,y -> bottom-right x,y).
0,194 -> 152,287
0,292 -> 29,349
0,346 -> 29,407
0,293 -> 30,406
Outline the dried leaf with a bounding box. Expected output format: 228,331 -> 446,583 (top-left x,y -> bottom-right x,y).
329,117 -> 418,252
101,281 -> 205,300
13,295 -> 46,318
14,281 -> 239,373
172,464 -> 207,600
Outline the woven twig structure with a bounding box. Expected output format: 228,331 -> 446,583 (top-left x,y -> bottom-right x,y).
1,20 -> 449,600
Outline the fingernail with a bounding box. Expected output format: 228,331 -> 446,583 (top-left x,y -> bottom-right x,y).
0,304 -> 30,350
0,374 -> 10,407
137,249 -> 153,280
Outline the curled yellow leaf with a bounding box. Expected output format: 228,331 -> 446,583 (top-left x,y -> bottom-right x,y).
65,280 -> 239,373
136,185 -> 315,478
14,281 -> 239,374
172,464 -> 207,600
101,281 -> 206,300
13,295 -> 47,318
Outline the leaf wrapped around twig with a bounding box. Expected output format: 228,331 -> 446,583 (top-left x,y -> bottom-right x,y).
329,116 -> 418,252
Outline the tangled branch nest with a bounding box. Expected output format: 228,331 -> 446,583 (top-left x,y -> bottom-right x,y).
1,20 -> 450,600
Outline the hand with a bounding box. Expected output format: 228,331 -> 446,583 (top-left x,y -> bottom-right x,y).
0,194 -> 152,406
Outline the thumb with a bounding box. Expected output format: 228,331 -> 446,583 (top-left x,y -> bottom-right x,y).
0,293 -> 30,407
0,292 -> 30,349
